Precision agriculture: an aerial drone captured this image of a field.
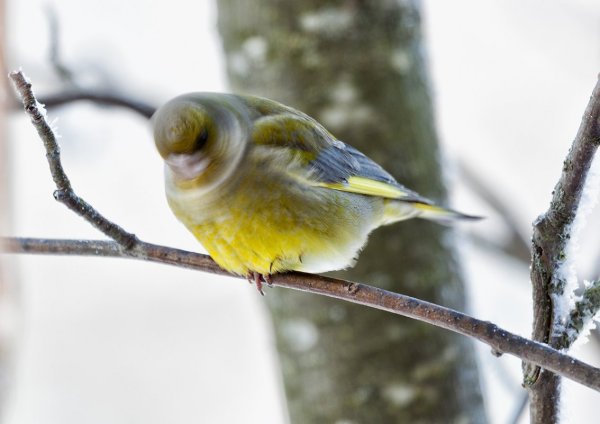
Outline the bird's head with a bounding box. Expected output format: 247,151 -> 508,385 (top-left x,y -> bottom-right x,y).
152,93 -> 249,192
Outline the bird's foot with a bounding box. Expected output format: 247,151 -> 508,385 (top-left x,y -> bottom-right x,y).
246,271 -> 273,296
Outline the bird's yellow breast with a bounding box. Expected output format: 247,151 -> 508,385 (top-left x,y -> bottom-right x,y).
166,162 -> 383,276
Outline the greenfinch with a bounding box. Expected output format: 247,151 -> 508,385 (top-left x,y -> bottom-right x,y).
153,93 -> 477,293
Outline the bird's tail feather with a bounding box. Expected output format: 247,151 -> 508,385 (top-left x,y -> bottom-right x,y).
382,200 -> 481,225
411,202 -> 482,224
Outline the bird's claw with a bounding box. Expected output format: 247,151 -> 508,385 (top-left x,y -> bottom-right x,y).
246,271 -> 272,295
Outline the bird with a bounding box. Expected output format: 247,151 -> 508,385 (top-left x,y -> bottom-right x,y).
152,92 -> 478,294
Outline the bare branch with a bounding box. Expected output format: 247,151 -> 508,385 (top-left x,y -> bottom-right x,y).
9,90 -> 156,120
39,91 -> 156,119
9,71 -> 139,248
45,6 -> 76,85
2,235 -> 600,393
526,76 -> 600,422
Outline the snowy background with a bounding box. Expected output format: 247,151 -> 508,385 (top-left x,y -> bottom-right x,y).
4,0 -> 600,423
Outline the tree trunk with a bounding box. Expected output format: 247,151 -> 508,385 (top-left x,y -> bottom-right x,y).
217,1 -> 486,422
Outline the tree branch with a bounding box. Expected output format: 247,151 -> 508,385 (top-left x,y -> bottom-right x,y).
39,91 -> 155,119
525,76 -> 600,423
9,71 -> 139,248
3,235 -> 600,393
6,69 -> 600,404
9,90 -> 156,120
45,6 -> 76,86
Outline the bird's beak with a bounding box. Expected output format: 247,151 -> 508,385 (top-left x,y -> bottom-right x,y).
165,152 -> 210,180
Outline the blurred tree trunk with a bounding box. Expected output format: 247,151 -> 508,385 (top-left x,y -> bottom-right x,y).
218,1 -> 486,422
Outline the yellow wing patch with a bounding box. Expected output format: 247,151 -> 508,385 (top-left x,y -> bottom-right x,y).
317,176 -> 411,199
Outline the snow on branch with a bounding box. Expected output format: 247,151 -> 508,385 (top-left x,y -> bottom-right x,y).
561,280 -> 600,349
525,75 -> 600,423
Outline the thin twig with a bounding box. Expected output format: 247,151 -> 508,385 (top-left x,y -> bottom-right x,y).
2,236 -> 600,392
9,91 -> 155,120
9,71 -> 139,248
39,91 -> 155,119
45,6 -> 76,85
525,76 -> 600,423
8,86 -> 156,119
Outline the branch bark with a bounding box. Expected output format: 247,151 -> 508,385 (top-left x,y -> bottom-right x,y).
3,236 -> 600,393
525,76 -> 600,423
